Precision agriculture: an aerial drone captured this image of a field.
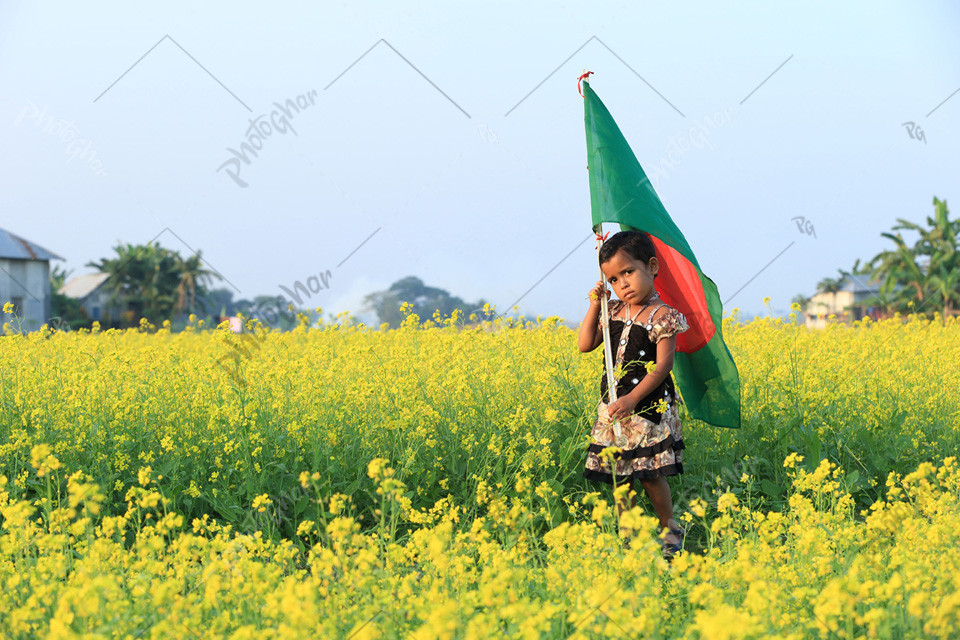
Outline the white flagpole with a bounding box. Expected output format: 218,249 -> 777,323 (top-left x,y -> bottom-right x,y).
595,228 -> 622,440
584,72 -> 621,441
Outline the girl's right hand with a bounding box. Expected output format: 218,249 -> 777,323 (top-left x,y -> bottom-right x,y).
588,281 -> 610,304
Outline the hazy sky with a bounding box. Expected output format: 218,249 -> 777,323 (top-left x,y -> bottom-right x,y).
2,1 -> 958,325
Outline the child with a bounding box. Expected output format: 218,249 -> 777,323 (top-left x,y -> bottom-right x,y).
577,230 -> 689,556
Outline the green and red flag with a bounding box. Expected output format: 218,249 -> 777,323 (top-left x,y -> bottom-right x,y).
582,76 -> 741,429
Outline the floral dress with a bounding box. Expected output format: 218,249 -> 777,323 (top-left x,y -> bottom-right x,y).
583,299 -> 690,485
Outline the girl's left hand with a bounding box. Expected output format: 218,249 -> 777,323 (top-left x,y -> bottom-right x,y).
606,395 -> 639,422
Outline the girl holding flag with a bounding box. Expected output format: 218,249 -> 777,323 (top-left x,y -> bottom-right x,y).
578,230 -> 689,555
577,74 -> 741,555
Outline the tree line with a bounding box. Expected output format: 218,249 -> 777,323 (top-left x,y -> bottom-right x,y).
50,244 -> 484,331
62,197 -> 953,331
795,197 -> 958,323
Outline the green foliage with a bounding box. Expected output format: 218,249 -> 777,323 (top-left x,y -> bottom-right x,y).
49,264 -> 70,292
868,196 -> 959,321
49,265 -> 89,330
85,242 -> 222,327
363,276 -> 487,328
49,291 -> 88,330
801,197 -> 959,322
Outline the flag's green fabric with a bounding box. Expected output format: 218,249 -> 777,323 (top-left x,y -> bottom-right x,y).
583,79 -> 741,429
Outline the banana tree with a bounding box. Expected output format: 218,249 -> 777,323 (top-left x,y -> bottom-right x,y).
868,197 -> 959,322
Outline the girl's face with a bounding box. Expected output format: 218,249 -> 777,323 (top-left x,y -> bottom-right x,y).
600,248 -> 658,305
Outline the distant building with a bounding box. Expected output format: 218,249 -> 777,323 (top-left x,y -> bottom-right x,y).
0,227 -> 64,331
804,274 -> 884,329
59,272 -> 125,326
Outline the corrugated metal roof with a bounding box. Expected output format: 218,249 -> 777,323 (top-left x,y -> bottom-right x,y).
59,272 -> 110,299
0,227 -> 64,261
842,274 -> 882,292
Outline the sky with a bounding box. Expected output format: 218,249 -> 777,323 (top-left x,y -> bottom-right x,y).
2,0 -> 958,326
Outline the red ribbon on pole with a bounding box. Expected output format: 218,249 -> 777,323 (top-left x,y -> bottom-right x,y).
578,71 -> 594,98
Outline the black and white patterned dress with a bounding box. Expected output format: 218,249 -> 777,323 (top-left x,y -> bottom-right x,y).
583,299 -> 689,485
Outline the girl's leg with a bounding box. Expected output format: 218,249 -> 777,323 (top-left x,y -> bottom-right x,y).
639,476 -> 681,545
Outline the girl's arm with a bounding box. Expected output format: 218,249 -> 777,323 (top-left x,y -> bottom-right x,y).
626,334 -> 677,400
577,300 -> 604,352
578,281 -> 608,352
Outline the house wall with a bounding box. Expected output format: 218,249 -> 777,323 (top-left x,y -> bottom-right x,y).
805,289 -> 878,328
0,258 -> 50,331
82,288 -> 124,325
86,289 -> 108,321
810,290 -> 855,314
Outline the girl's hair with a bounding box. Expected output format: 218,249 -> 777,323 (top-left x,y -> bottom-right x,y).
598,230 -> 657,267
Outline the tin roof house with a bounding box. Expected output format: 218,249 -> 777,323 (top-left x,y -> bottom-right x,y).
58,272 -> 126,327
804,274 -> 884,329
0,227 -> 64,332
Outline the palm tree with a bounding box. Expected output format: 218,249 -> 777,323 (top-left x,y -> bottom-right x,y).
174,251 -> 219,319
50,264 -> 73,292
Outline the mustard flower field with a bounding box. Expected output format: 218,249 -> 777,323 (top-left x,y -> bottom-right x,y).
1,308 -> 959,639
